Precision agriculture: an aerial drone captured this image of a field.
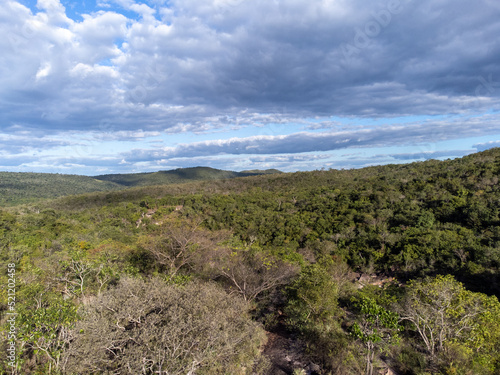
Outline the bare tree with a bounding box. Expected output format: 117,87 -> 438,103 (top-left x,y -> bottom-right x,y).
213,248 -> 299,302
63,277 -> 269,375
141,218 -> 229,277
55,259 -> 92,298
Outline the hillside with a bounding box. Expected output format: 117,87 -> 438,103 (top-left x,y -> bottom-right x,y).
0,172 -> 123,206
2,148 -> 500,375
44,147 -> 500,213
0,167 -> 282,206
93,166 -> 280,187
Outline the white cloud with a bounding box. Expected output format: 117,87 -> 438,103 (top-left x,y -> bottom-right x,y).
35,62 -> 52,80
1,0 -> 500,173
120,114 -> 500,162
474,140 -> 500,151
36,0 -> 72,25
70,63 -> 119,78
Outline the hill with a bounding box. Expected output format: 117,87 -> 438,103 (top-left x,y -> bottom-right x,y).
2,148 -> 500,375
93,166 -> 279,187
0,167 -> 282,206
0,172 -> 123,206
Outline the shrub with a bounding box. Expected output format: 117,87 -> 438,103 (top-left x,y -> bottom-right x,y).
63,277 -> 268,374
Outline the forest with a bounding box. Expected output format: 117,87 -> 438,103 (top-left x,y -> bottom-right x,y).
1,148 -> 500,374
0,167 -> 280,207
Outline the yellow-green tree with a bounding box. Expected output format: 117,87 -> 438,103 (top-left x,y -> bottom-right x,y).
400,275 -> 500,373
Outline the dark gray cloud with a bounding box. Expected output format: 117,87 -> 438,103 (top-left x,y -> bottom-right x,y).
1,0 -> 500,173
2,0 -> 500,133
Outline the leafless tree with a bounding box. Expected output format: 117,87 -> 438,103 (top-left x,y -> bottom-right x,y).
213,248 -> 299,302
55,259 -> 92,298
63,277 -> 269,375
141,218 -> 229,277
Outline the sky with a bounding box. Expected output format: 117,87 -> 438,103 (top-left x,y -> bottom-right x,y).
1,0 -> 500,175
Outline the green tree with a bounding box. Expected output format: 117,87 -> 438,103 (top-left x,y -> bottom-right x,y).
350,296 -> 400,375
284,263 -> 350,372
399,275 -> 500,360
16,285 -> 78,374
285,263 -> 341,333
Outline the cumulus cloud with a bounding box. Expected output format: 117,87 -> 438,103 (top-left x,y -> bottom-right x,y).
3,0 -> 500,130
1,0 -> 500,173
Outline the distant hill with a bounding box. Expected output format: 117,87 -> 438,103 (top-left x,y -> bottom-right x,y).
41,147 -> 500,212
240,169 -> 283,175
93,167 -> 280,187
0,172 -> 122,206
0,167 -> 282,206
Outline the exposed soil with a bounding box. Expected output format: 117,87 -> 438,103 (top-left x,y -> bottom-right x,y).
262,325 -> 321,375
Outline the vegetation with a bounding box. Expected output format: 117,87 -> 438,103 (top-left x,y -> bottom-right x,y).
1,148 -> 500,374
95,166 -> 281,187
0,167 -> 281,206
0,172 -> 122,206
63,278 -> 267,375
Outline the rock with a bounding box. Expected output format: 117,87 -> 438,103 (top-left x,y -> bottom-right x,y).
378,368 -> 397,375
307,362 -> 321,373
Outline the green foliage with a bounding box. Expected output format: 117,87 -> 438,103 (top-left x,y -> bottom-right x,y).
350,296 -> 401,375
15,285 -> 79,372
283,259 -> 363,373
2,148 -> 500,374
400,275 -> 500,373
95,166 -> 280,187
350,296 -> 400,343
285,263 -> 341,333
0,172 -> 122,206
0,167 -> 281,206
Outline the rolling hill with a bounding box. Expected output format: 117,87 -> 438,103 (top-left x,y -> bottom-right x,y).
0,172 -> 123,206
93,167 -> 281,187
0,167 -> 281,206
3,148 -> 500,375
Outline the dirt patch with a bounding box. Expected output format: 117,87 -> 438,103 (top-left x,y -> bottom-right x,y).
262,328 -> 321,375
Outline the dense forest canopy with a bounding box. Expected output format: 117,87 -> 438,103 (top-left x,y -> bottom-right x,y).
1,148 -> 500,374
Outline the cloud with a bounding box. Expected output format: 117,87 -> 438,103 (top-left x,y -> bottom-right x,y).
121,115 -> 500,162
383,150 -> 475,161
0,128 -> 72,154
473,140 -> 500,151
2,0 -> 500,133
1,0 -> 500,173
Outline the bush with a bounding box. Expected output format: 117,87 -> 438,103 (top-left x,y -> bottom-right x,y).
63,277 -> 268,374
